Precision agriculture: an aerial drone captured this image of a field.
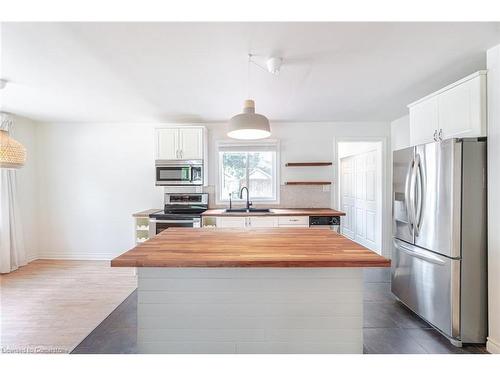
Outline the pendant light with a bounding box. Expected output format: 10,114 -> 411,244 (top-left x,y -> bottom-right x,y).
0,112 -> 27,169
227,54 -> 271,140
227,99 -> 271,140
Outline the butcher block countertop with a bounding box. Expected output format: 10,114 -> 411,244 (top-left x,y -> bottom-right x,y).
132,208 -> 161,217
111,227 -> 389,268
201,208 -> 345,217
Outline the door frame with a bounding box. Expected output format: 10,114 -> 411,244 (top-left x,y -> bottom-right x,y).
334,137 -> 390,258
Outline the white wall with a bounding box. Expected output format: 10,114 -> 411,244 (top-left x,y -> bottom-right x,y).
486,44 -> 500,354
207,122 -> 390,207
390,115 -> 410,151
11,116 -> 38,261
36,123 -> 164,259
31,121 -> 389,260
338,141 -> 380,158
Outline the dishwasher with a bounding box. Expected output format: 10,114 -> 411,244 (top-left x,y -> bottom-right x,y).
309,216 -> 341,233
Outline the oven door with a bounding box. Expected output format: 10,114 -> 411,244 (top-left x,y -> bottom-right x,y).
148,218 -> 200,237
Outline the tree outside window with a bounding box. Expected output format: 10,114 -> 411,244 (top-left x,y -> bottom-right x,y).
220,150 -> 276,201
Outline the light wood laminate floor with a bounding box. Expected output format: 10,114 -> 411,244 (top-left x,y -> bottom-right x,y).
1,260 -> 137,353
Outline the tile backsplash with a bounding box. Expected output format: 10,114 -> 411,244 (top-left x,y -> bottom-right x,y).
202,185 -> 332,209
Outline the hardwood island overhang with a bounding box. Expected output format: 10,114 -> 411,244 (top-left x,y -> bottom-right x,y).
111,227 -> 390,268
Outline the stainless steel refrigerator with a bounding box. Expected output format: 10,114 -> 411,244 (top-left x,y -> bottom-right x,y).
391,138 -> 487,346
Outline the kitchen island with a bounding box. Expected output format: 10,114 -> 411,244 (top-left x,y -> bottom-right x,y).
112,227 -> 390,354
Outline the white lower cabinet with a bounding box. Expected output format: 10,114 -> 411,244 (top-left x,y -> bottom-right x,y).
247,217 -> 278,228
278,216 -> 309,227
215,217 -> 246,228
213,216 -> 309,228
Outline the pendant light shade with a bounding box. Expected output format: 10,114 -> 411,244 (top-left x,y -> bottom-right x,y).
0,113 -> 27,169
227,100 -> 271,140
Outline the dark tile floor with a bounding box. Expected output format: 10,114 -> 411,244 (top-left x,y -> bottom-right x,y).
71,268 -> 487,354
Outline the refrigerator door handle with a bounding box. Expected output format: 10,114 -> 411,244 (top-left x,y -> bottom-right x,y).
395,240 -> 447,266
414,153 -> 424,236
404,158 -> 415,232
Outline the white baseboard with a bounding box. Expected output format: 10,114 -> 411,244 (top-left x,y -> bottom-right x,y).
26,253 -> 39,263
487,337 -> 500,354
36,251 -> 115,261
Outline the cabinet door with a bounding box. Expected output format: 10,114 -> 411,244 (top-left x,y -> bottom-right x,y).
277,216 -> 309,227
409,97 -> 438,146
179,128 -> 203,159
157,128 -> 179,159
247,217 -> 278,228
439,75 -> 486,139
216,217 -> 247,228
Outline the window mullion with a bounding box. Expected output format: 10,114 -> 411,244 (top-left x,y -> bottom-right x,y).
246,152 -> 250,199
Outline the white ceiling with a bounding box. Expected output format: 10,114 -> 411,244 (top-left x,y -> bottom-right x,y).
2,22 -> 500,123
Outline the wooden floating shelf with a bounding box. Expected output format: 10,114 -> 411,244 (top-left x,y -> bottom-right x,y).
285,162 -> 333,167
285,181 -> 332,185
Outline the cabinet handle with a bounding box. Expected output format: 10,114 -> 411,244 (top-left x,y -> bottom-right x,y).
438,129 -> 443,141
433,130 -> 437,142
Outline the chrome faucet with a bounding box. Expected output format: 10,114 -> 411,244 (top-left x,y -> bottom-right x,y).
239,187 -> 252,211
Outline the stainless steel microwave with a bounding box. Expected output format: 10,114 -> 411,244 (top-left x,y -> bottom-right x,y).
155,160 -> 203,186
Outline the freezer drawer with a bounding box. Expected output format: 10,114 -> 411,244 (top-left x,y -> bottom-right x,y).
391,239 -> 460,339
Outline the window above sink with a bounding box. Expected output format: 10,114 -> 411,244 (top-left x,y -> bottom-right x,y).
216,140 -> 280,205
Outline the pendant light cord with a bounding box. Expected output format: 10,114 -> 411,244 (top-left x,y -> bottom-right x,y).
247,53 -> 251,99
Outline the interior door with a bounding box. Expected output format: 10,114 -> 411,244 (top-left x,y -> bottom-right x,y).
179,128 -> 203,159
340,150 -> 381,252
392,146 -> 414,244
414,139 -> 461,258
340,156 -> 355,239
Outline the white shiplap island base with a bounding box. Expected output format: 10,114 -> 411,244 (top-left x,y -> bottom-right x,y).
112,228 -> 390,354
137,267 -> 363,354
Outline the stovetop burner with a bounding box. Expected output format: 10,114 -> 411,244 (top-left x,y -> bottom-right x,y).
149,192 -> 208,219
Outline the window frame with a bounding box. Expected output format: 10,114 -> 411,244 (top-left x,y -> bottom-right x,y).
216,139 -> 280,205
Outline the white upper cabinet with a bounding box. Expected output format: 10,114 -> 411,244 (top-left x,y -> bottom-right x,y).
391,115 -> 411,151
409,97 -> 439,146
178,128 -> 203,160
438,75 -> 486,139
156,126 -> 205,160
157,128 -> 179,159
408,71 -> 487,146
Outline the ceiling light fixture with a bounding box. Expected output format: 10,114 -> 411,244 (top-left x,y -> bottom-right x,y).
227,54 -> 278,140
227,99 -> 271,140
0,112 -> 27,169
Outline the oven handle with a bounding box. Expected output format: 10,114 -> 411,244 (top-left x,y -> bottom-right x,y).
149,219 -> 197,224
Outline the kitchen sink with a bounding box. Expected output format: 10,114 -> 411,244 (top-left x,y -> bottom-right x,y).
224,208 -> 271,213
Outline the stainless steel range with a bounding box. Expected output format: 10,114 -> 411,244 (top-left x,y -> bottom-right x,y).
149,193 -> 208,237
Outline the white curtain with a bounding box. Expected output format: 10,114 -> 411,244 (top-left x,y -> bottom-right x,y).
0,168 -> 26,273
